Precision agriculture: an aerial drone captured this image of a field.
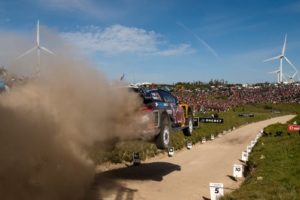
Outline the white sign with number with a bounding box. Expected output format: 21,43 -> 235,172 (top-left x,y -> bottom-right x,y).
168,147 -> 174,156
187,142 -> 192,149
211,134 -> 215,140
242,151 -> 248,162
202,137 -> 206,144
233,164 -> 243,178
209,183 -> 224,200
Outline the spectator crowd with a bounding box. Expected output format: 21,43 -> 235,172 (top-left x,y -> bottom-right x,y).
173,84 -> 300,112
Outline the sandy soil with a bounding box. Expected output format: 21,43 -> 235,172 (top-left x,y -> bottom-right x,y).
91,115 -> 295,200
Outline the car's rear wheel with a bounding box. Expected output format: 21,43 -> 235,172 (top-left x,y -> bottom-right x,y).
155,114 -> 170,149
183,117 -> 193,136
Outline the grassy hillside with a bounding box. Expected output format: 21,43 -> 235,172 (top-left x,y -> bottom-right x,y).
89,103 -> 300,164
222,115 -> 300,200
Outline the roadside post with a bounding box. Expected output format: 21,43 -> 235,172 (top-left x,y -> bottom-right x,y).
241,151 -> 248,162
187,141 -> 192,149
251,140 -> 256,148
247,145 -> 252,154
233,164 -> 243,178
132,152 -> 141,166
168,147 -> 174,157
202,137 -> 206,144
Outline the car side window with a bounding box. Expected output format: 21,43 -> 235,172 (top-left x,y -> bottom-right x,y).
150,91 -> 162,101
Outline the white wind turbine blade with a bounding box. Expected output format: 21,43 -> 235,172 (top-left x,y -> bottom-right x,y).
120,73 -> 125,81
269,70 -> 280,74
284,56 -> 298,72
16,46 -> 37,60
40,46 -> 55,55
37,20 -> 40,46
282,34 -> 287,56
263,55 -> 281,62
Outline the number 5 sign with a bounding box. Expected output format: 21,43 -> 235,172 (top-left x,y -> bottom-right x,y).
209,183 -> 224,200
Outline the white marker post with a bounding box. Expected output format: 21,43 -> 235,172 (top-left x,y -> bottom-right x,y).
209,183 -> 224,200
260,129 -> 263,133
202,137 -> 206,144
247,145 -> 252,154
168,147 -> 174,157
187,141 -> 192,150
241,151 -> 248,162
132,152 -> 141,165
251,140 -> 256,148
233,164 -> 243,178
257,132 -> 262,138
211,134 -> 215,140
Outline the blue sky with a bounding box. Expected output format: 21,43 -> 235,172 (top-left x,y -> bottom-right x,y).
1,0 -> 300,84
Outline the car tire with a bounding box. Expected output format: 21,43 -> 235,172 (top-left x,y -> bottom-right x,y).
155,114 -> 170,149
183,117 -> 193,136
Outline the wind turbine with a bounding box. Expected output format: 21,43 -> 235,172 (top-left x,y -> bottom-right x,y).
16,20 -> 55,73
264,34 -> 297,83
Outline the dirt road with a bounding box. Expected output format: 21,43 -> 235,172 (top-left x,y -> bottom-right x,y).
92,115 -> 294,200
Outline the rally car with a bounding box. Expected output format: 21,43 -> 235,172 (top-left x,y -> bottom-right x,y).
131,86 -> 194,149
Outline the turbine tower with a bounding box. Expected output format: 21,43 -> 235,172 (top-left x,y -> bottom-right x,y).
264,34 -> 297,83
269,69 -> 280,83
16,20 -> 55,73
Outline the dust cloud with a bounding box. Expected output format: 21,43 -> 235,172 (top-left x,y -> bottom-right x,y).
0,31 -> 144,200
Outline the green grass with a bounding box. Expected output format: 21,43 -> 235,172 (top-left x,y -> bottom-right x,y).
222,115 -> 300,200
89,103 -> 300,164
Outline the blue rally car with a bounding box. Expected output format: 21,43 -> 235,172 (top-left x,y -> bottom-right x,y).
130,85 -> 194,149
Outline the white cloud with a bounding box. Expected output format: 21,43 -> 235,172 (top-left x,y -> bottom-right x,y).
61,24 -> 194,56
